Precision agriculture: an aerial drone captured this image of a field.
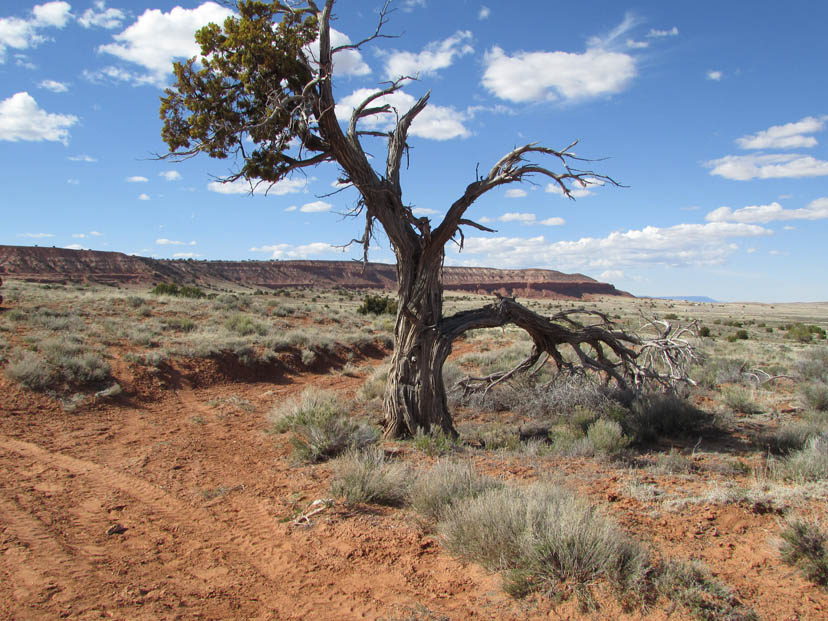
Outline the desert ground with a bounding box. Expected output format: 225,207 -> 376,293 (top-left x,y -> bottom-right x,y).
1,279 -> 827,620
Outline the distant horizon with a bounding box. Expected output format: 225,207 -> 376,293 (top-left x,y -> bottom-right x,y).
3,243 -> 827,305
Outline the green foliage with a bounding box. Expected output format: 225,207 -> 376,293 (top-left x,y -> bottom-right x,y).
160,1 -> 320,182
776,434 -> 828,482
624,393 -> 711,443
224,312 -> 268,336
151,282 -> 206,298
357,294 -> 398,316
787,323 -> 827,343
779,518 -> 828,588
411,428 -> 458,456
698,326 -> 711,337
408,460 -> 502,522
330,448 -> 410,506
586,418 -> 630,457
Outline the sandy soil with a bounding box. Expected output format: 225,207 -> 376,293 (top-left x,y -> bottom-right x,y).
1,356 -> 827,620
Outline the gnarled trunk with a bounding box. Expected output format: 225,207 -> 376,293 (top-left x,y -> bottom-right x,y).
382,249 -> 455,439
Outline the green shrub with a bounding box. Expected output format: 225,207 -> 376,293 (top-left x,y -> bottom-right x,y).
224,313 -> 268,336
777,434 -> 828,482
722,386 -> 761,414
586,418 -> 630,457
357,294 -> 398,316
801,382 -> 828,412
330,448 -> 410,506
269,387 -> 378,462
438,482 -> 652,604
411,428 -> 458,456
151,282 -> 206,298
408,460 -> 502,521
698,326 -> 711,338
5,351 -> 54,390
779,518 -> 828,588
625,393 -> 710,442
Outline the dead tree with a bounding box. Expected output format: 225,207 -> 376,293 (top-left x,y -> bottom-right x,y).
160,0 -> 692,439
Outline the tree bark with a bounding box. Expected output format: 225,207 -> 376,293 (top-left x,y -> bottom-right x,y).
382,247 -> 456,439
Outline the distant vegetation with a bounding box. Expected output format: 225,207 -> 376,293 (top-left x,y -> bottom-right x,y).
151,282 -> 206,298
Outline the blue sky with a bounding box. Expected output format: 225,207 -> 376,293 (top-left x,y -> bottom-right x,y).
2,0 -> 827,302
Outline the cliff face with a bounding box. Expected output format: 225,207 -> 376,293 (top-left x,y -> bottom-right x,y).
0,245 -> 631,300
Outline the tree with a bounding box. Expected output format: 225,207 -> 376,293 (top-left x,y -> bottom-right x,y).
161,0 -> 693,439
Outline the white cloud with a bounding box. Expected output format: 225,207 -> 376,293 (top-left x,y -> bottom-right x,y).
72,233 -> 85,238
17,232 -> 54,238
160,170 -> 182,181
0,2 -> 71,62
78,1 -> 126,30
300,200 -> 332,213
382,30 -> 473,80
172,252 -> 201,258
337,88 -> 469,140
412,207 -> 441,216
626,39 -> 648,49
706,198 -> 828,223
706,70 -> 723,81
647,26 -> 679,38
482,15 -> 639,104
545,182 -> 593,198
304,28 -> 370,77
284,205 -> 297,212
68,154 -> 96,162
89,231 -> 103,236
138,193 -> 150,200
447,222 -> 772,271
38,79 -> 68,92
478,6 -> 490,20
249,242 -> 344,259
482,46 -> 635,103
706,153 -> 828,180
0,92 -> 77,144
505,188 -> 527,198
67,178 -> 79,184
499,212 -> 537,224
207,177 -> 309,195
156,238 -> 196,246
98,2 -> 235,87
64,243 -> 84,250
127,175 -> 148,183
599,270 -> 625,281
539,217 -> 565,226
735,116 -> 826,150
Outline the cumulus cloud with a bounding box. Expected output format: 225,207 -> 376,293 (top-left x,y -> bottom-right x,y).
126,175 -> 148,182
78,1 -> 126,30
0,92 -> 77,144
160,170 -> 182,181
304,28 -> 370,77
156,238 -> 196,246
38,79 -> 68,92
482,15 -> 639,103
735,116 -> 826,150
706,153 -> 828,180
138,193 -> 150,200
207,177 -> 309,195
545,181 -> 596,199
64,243 -> 84,250
249,242 -> 344,259
337,88 -> 469,140
447,222 -> 772,271
172,252 -> 201,258
68,154 -> 96,162
539,217 -> 565,226
599,269 -> 625,281
494,212 -> 566,226
299,200 -> 332,213
478,6 -> 490,20
98,2 -> 235,86
0,2 -> 72,62
412,207 -> 441,216
505,188 -> 527,198
707,70 -> 723,81
706,198 -> 828,223
382,30 -> 473,80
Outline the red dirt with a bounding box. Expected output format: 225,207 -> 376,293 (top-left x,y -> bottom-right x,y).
1,358 -> 827,619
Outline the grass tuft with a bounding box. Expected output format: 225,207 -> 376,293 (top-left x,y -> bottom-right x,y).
779,518 -> 828,588
330,448 -> 410,506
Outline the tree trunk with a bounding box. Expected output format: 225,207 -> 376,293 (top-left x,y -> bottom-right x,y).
382,250 -> 455,439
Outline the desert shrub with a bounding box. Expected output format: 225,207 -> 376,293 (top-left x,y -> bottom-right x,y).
692,357 -> 746,389
651,448 -> 694,474
163,317 -> 196,332
787,323 -> 826,343
777,434 -> 828,482
125,295 -> 146,308
5,351 -> 53,390
794,347 -> 828,382
624,393 -> 711,443
757,422 -> 823,455
722,386 -> 761,414
269,387 -> 378,462
801,382 -> 828,412
330,448 -> 410,506
358,363 -> 389,401
151,283 -> 205,299
779,518 -> 828,588
357,294 -> 398,316
698,326 -> 711,338
439,482 -> 652,603
408,460 -> 502,522
411,428 -> 458,456
586,418 -> 630,457
224,313 -> 268,336
657,560 -> 758,620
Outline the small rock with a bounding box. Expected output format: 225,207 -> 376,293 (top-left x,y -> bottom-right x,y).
106,523 -> 127,536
